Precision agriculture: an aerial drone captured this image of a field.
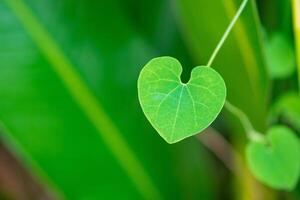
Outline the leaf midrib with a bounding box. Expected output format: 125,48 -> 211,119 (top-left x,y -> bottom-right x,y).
151,78 -> 212,141
170,86 -> 184,141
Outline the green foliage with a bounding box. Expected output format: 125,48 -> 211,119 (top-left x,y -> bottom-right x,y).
270,93 -> 300,132
246,126 -> 300,190
1,0 -> 300,198
173,0 -> 269,132
138,57 -> 226,143
265,32 -> 296,79
138,0 -> 300,193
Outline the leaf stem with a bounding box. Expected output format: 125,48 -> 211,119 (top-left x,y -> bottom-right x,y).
224,101 -> 266,143
205,0 -> 265,143
207,0 -> 249,67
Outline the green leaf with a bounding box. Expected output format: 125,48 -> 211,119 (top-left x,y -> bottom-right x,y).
138,57 -> 226,143
246,126 -> 300,190
265,32 -> 296,79
173,0 -> 269,132
269,93 -> 300,132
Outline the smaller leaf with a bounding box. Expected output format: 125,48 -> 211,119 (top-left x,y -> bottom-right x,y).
138,57 -> 226,144
269,92 -> 300,132
246,126 -> 300,190
265,32 -> 296,79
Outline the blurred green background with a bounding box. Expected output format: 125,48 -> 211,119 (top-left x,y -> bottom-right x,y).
0,0 -> 299,199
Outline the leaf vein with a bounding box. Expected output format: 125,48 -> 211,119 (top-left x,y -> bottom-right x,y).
170,86 -> 184,141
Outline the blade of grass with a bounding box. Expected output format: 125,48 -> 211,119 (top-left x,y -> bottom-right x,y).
292,0 -> 300,92
4,0 -> 162,199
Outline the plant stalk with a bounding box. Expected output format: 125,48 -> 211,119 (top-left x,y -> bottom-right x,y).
207,0 -> 249,67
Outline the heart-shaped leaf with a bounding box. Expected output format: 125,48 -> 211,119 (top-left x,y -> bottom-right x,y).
246,126 -> 300,190
138,57 -> 226,143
